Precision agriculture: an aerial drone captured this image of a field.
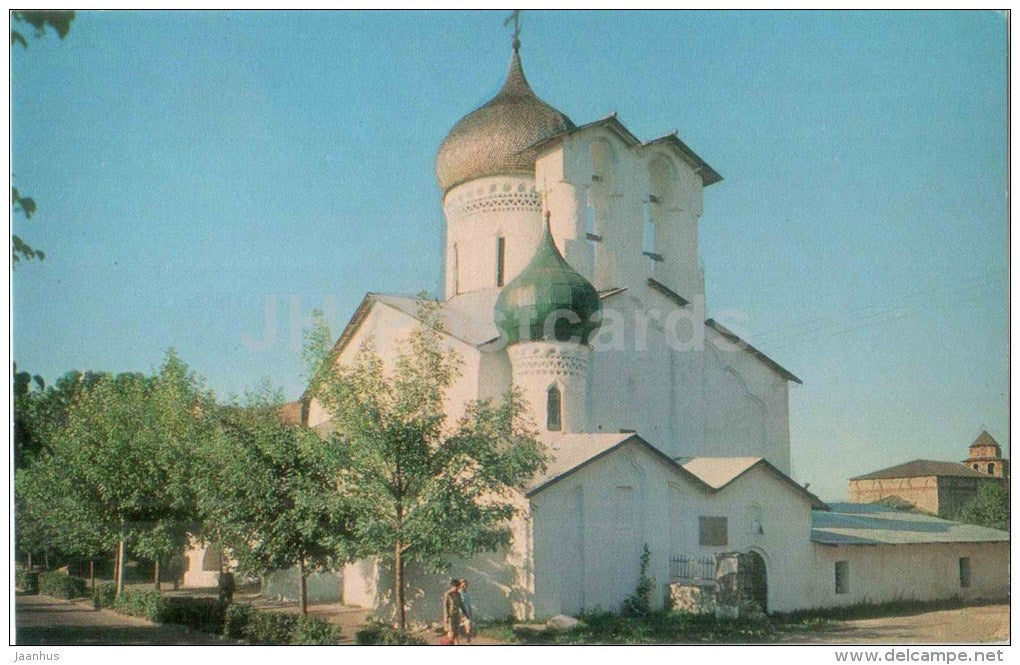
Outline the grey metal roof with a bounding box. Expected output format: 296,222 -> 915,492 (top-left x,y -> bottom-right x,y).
812,503 -> 1010,546
850,459 -> 990,481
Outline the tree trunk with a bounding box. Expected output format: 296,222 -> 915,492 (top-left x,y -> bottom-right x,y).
26,551 -> 32,569
299,557 -> 308,615
89,559 -> 95,593
115,537 -> 126,598
44,552 -> 49,570
153,558 -> 160,591
395,544 -> 406,630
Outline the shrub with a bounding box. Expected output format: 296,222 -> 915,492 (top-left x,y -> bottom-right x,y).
38,571 -> 88,599
620,544 -> 655,618
244,610 -> 300,645
15,568 -> 39,594
355,623 -> 427,645
113,589 -> 165,621
224,603 -> 254,639
93,582 -> 117,609
294,615 -> 341,645
160,596 -> 226,634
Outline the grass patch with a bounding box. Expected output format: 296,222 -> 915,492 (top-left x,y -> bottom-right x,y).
474,617 -> 520,644
773,596 -> 997,626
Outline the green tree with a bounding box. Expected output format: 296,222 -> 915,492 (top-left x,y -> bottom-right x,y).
131,350 -> 211,589
194,387 -> 354,614
48,371 -> 153,595
308,298 -> 546,630
14,366 -> 113,576
16,453 -> 109,585
13,362 -> 47,469
14,366 -> 107,469
18,354 -> 206,596
946,482 -> 1009,531
11,10 -> 75,48
11,10 -> 75,267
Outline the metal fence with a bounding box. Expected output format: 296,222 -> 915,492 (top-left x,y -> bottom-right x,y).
669,555 -> 715,582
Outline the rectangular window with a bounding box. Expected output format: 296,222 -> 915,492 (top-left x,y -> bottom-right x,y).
698,516 -> 727,547
959,557 -> 971,588
496,237 -> 506,287
835,561 -> 849,594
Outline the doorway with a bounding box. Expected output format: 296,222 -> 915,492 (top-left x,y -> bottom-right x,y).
743,550 -> 768,614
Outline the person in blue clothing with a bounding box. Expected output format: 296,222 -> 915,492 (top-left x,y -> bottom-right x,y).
458,579 -> 474,643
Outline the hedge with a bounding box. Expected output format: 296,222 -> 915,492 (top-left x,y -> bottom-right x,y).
15,568 -> 39,594
224,604 -> 339,645
245,610 -> 300,644
113,589 -> 164,620
161,596 -> 226,635
355,623 -> 428,645
38,571 -> 88,599
105,591 -> 338,644
224,603 -> 255,639
93,582 -> 117,609
293,615 -> 342,645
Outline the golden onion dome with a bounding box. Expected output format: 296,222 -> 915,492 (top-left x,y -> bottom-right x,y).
435,48 -> 576,194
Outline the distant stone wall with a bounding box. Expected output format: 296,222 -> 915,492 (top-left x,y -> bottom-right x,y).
848,477 -> 939,513
849,475 -> 1005,516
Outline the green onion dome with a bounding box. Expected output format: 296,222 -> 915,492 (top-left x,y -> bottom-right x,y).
495,215 -> 602,345
436,48 -> 576,194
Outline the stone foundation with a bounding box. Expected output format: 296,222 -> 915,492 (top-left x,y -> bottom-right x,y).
666,582 -> 716,614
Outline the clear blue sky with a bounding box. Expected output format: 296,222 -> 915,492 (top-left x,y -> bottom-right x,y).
12,10 -> 1007,500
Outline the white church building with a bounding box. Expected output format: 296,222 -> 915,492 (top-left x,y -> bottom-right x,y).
186,36 -> 1008,622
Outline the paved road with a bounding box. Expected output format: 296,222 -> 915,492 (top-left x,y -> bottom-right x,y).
15,594 -> 237,646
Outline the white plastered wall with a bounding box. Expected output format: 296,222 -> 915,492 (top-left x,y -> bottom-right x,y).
534,126 -> 706,299
306,300 -> 493,433
703,325 -> 791,474
809,541 -> 1009,608
530,440 -> 818,618
443,175 -> 544,298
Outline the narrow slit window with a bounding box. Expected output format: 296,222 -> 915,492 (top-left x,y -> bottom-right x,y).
642,202 -> 656,253
547,385 -> 562,431
835,561 -> 849,594
959,557 -> 971,588
585,205 -> 599,279
496,237 -> 506,287
452,243 -> 460,295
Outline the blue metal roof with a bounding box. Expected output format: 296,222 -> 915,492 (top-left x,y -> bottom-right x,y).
811,503 -> 1009,546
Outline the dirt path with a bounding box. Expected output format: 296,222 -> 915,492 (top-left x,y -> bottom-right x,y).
15,594 -> 239,646
778,603 -> 1009,644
